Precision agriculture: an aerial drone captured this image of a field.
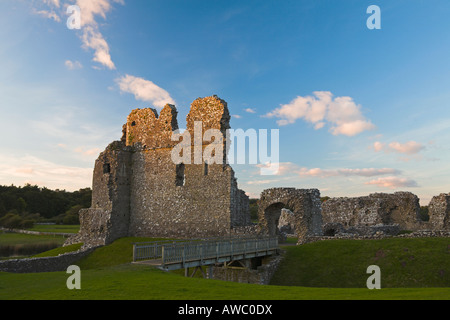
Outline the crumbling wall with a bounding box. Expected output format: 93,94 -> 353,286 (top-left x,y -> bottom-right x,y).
65,141 -> 132,247
321,192 -> 421,231
428,193 -> 450,230
257,188 -> 323,243
66,96 -> 251,247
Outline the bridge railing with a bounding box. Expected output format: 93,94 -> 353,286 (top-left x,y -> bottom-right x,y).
133,236 -> 278,266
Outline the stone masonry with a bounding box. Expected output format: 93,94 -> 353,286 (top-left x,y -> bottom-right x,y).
66,96 -> 251,248
257,188 -> 323,243
321,192 -> 422,231
428,193 -> 450,230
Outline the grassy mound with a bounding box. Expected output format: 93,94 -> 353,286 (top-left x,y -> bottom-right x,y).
272,237 -> 450,288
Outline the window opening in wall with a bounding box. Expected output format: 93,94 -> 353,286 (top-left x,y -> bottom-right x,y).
103,163 -> 111,174
176,163 -> 185,186
204,161 -> 209,176
131,121 -> 136,126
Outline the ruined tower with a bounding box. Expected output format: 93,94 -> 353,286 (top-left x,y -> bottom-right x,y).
67,96 -> 251,247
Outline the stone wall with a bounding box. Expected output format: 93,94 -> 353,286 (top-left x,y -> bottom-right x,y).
66,96 -> 251,247
321,192 -> 422,231
0,247 -> 97,273
303,230 -> 450,244
257,188 -> 323,243
428,193 -> 450,230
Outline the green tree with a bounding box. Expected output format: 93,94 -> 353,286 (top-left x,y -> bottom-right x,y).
15,197 -> 27,214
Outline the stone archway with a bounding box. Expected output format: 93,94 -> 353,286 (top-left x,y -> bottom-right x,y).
263,202 -> 287,236
258,188 -> 324,243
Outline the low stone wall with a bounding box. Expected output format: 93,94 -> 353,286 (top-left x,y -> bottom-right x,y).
0,247 -> 98,273
300,230 -> 450,244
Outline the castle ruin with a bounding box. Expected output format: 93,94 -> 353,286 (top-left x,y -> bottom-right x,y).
66,96 -> 251,247
66,95 -> 449,249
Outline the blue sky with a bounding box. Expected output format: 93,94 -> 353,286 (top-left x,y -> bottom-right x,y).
1,0 -> 450,205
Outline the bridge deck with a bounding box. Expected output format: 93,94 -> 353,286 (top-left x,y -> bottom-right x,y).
132,237 -> 278,271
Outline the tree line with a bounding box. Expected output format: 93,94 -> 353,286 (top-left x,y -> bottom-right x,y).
0,184 -> 91,228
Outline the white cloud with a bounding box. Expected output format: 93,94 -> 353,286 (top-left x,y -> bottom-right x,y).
74,0 -> 124,70
81,25 -> 115,70
365,176 -> 419,189
65,60 -> 83,70
373,140 -> 425,159
265,91 -> 375,136
296,167 -> 400,178
43,0 -> 60,8
245,108 -> 256,114
76,0 -> 124,27
232,114 -> 242,119
255,162 -> 400,178
116,74 -> 175,109
387,141 -> 425,155
33,0 -> 123,70
373,141 -> 385,152
33,9 -> 61,22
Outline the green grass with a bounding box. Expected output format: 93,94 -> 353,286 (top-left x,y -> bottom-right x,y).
0,236 -> 449,300
0,232 -> 67,246
1,263 -> 449,300
27,224 -> 80,234
272,238 -> 450,288
32,243 -> 83,258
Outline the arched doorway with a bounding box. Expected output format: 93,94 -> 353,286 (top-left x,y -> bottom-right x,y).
264,202 -> 287,236
257,188 -> 324,243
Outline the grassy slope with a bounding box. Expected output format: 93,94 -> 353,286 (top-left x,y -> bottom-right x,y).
0,237 -> 449,300
272,238 -> 449,288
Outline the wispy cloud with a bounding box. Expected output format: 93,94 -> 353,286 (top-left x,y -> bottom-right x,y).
75,0 -> 125,70
296,167 -> 401,178
32,0 -> 123,70
80,25 -> 115,70
255,162 -> 401,178
372,140 -> 426,161
116,74 -> 175,109
0,154 -> 92,191
264,91 -> 375,136
43,0 -> 60,8
244,108 -> 256,114
65,59 -> 83,70
365,176 -> 419,189
33,9 -> 61,22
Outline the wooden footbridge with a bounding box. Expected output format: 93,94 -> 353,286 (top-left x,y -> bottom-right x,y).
132,236 -> 279,276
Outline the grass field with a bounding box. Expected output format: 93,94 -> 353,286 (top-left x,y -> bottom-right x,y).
1,263 -> 449,300
0,236 -> 449,300
27,225 -> 80,234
